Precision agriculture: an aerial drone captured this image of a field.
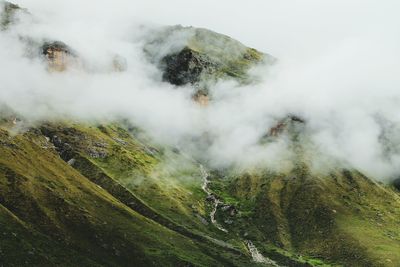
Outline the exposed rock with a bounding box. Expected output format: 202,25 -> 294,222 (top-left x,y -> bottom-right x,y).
0,139 -> 18,149
392,178 -> 400,191
86,147 -> 108,159
162,47 -> 219,86
192,89 -> 209,106
220,205 -> 230,212
221,205 -> 238,216
93,141 -> 108,148
40,41 -> 126,73
67,158 -> 76,166
112,138 -> 127,146
41,41 -> 76,72
224,219 -> 233,225
145,26 -> 273,101
51,135 -> 74,161
269,115 -> 305,137
205,194 -> 217,202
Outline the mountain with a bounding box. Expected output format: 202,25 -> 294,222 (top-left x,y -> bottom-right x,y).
1,2 -> 400,266
144,25 -> 274,86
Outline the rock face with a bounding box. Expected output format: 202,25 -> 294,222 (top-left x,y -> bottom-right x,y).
41,41 -> 75,71
192,89 -> 210,106
162,47 -> 219,86
393,178 -> 400,191
144,25 -> 274,101
266,115 -> 305,138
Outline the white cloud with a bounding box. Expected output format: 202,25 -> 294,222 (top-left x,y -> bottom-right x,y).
2,0 -> 400,180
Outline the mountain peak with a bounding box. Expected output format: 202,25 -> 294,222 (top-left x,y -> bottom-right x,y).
145,25 -> 273,87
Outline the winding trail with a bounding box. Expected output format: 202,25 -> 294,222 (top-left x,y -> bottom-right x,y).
199,164 -> 280,266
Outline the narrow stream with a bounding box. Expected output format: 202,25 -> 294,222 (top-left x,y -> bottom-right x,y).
199,164 -> 280,266
245,240 -> 279,266
200,164 -> 228,233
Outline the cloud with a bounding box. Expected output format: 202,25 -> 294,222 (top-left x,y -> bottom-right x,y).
1,0 -> 400,180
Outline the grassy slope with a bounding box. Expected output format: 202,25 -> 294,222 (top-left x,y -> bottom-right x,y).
38,122 -> 215,236
2,6 -> 397,265
187,28 -> 267,81
0,123 -> 259,266
2,119 -> 400,266
204,119 -> 400,266
41,121 -> 340,266
210,164 -> 400,266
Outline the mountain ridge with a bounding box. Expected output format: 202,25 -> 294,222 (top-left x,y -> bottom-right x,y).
1,2 -> 400,266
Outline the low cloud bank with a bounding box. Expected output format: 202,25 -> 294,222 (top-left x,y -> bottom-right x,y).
1,0 -> 400,180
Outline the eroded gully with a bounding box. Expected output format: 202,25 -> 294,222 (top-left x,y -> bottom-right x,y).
199,164 -> 280,266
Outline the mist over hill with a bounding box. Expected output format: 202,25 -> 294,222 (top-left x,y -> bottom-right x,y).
2,0 -> 400,179
1,1 -> 400,266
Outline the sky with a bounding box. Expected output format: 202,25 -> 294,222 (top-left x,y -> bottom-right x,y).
16,0 -> 400,59
2,0 -> 400,179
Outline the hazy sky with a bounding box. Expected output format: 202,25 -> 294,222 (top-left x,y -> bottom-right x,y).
17,0 -> 400,59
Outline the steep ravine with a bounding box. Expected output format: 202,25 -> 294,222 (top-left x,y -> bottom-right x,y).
200,164 -> 228,233
200,164 -> 279,267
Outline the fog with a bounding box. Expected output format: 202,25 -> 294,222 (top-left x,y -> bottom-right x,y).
1,0 -> 400,180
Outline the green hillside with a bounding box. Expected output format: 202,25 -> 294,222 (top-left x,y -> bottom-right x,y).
1,2 -> 400,266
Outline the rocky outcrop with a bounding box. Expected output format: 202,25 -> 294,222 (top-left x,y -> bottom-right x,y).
145,26 -> 274,102
393,177 -> 400,191
192,89 -> 210,106
267,115 -> 305,138
41,41 -> 75,71
162,47 -> 219,86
